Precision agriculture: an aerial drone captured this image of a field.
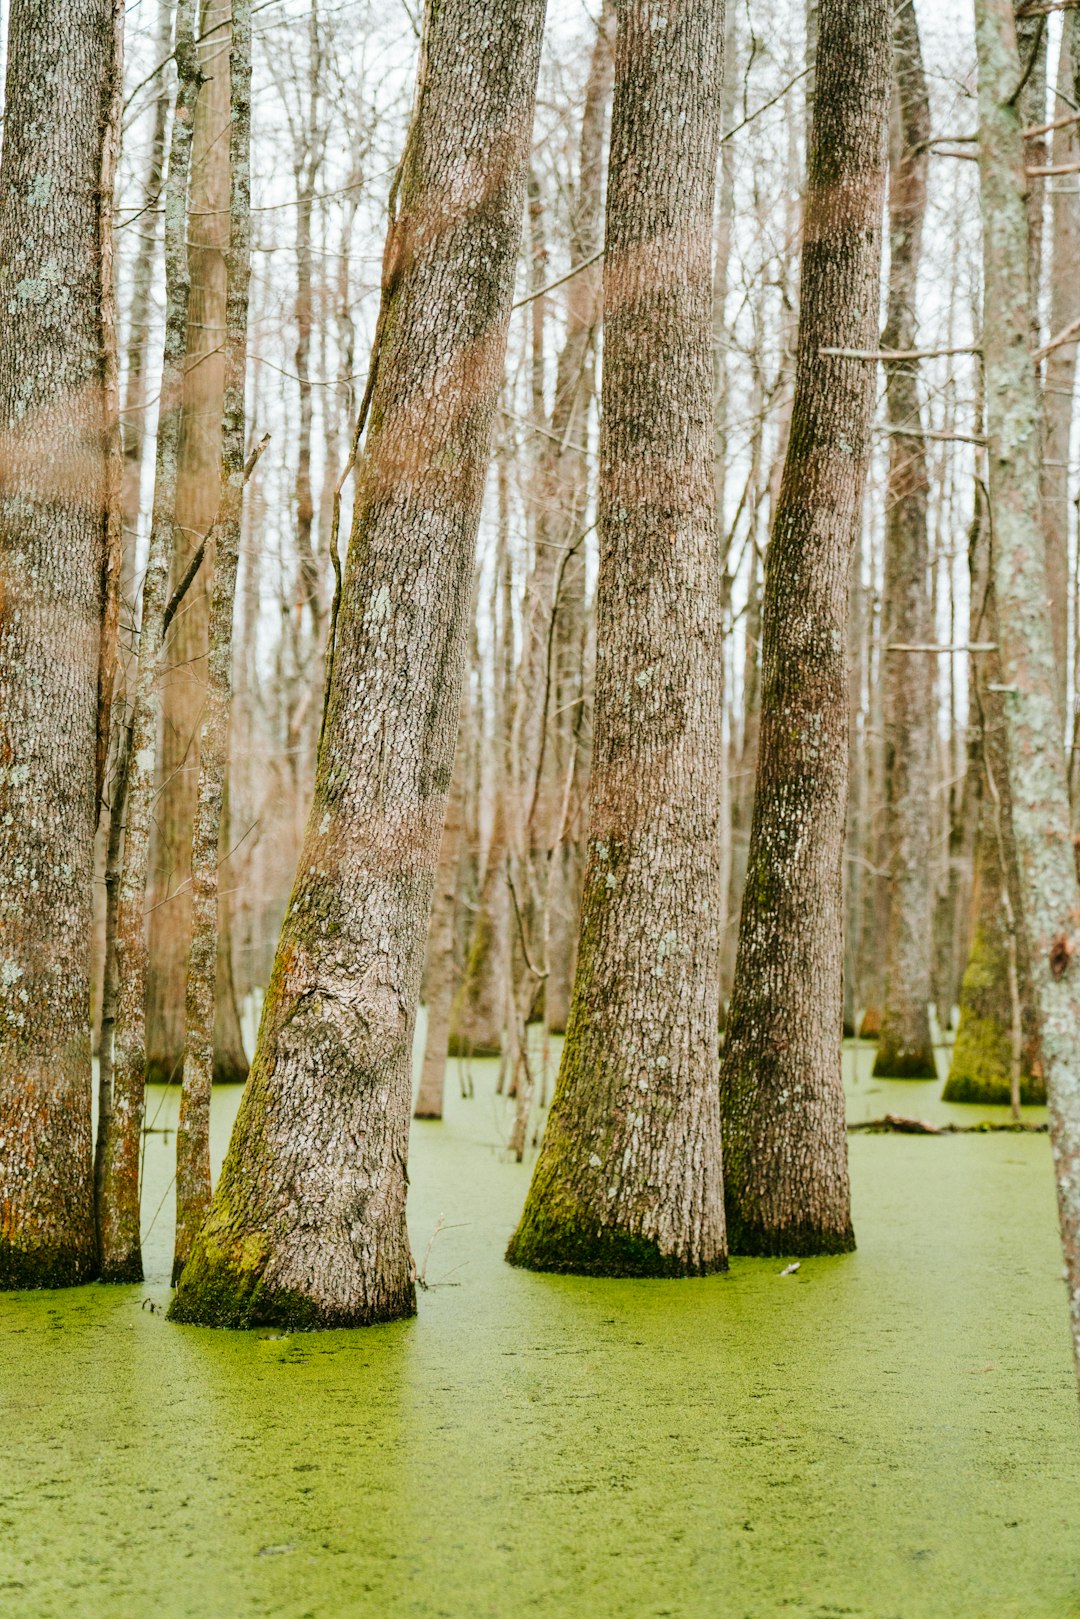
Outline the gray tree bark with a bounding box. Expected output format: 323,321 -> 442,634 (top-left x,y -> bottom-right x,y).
873,0 -> 937,1079
507,0 -> 728,1279
169,0 -> 547,1329
974,0 -> 1080,1396
146,0 -> 248,1089
0,0 -> 119,1288
718,0 -> 891,1256
99,0 -> 200,1282
173,0 -> 254,1284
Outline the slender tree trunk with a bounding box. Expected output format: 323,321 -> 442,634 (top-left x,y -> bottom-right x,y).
414,747 -> 465,1121
146,0 -> 248,1089
0,0 -> 119,1289
975,0 -> 1080,1396
173,0 -> 254,1284
718,0 -> 891,1257
873,1 -> 936,1079
169,0 -> 547,1330
507,0 -> 728,1279
99,0 -> 200,1282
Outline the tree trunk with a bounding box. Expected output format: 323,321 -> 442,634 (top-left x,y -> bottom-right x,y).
974,0 -> 1080,1395
507,0 -> 728,1279
146,0 -> 248,1089
718,0 -> 891,1257
873,0 -> 936,1079
0,0 -> 118,1289
1042,23 -> 1079,709
99,0 -> 200,1282
169,0 -> 547,1330
173,0 -> 254,1284
414,748 -> 465,1121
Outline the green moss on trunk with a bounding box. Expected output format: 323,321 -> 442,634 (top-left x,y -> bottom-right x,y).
0,1241 -> 98,1291
871,1041 -> 938,1080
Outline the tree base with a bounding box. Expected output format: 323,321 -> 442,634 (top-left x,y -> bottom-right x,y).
871,1046 -> 938,1080
168,1243 -> 417,1330
143,1051 -> 250,1087
412,1107 -> 443,1121
0,1239 -> 97,1291
100,1252 -> 144,1285
942,1070 -> 1046,1106
506,1211 -> 728,1278
446,1034 -> 501,1060
725,1214 -> 856,1258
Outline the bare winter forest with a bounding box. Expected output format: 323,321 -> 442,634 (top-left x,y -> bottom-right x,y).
1,0 -> 1080,1614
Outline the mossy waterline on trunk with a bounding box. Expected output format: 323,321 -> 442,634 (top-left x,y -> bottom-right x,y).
507,0 -> 728,1280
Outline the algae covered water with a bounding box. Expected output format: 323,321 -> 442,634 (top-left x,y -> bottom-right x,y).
2,1039 -> 1078,1619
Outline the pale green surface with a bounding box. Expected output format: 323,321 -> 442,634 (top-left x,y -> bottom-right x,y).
1,1036 -> 1078,1619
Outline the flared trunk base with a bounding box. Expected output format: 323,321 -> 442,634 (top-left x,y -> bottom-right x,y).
725,1213 -> 856,1259
872,1041 -> 938,1080
168,1249 -> 417,1330
99,1252 -> 145,1285
0,1240 -> 98,1291
506,1212 -> 728,1279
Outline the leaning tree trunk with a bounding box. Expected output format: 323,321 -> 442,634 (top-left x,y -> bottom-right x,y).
975,0 -> 1080,1396
873,0 -> 936,1079
173,0 -> 253,1284
0,0 -> 119,1289
507,0 -> 728,1279
169,0 -> 547,1330
718,0 -> 891,1257
146,0 -> 248,1089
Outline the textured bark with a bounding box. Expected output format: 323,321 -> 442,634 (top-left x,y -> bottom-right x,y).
945,505 -> 1044,1105
414,752 -> 464,1121
100,0 -> 200,1283
0,0 -> 117,1289
719,0 -> 891,1257
873,2 -> 936,1079
173,0 -> 253,1285
1042,25 -> 1079,709
169,0 -> 547,1330
146,0 -> 248,1089
507,0 -> 728,1279
974,0 -> 1080,1395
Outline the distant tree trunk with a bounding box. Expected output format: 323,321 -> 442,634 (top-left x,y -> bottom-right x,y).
974,0 -> 1080,1395
719,0 -> 891,1256
99,0 -> 200,1282
507,0 -> 728,1279
0,0 -> 119,1289
415,747 -> 465,1121
173,0 -> 254,1284
169,0 -> 547,1329
146,0 -> 248,1089
873,1 -> 936,1079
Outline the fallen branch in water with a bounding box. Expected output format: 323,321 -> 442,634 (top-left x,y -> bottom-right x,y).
849,1113 -> 1048,1134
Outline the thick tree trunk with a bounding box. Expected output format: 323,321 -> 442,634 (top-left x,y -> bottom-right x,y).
146,0 -> 248,1089
974,0 -> 1080,1395
169,0 -> 547,1330
507,0 -> 728,1279
873,1 -> 936,1079
0,0 -> 118,1289
173,0 -> 253,1284
1042,25 -> 1079,709
99,0 -> 200,1282
718,0 -> 891,1257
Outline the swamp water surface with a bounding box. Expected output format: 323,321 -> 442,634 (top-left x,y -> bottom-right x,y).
1,1036 -> 1078,1619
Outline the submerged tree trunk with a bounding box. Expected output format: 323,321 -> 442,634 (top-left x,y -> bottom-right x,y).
0,0 -> 118,1289
173,0 -> 254,1284
169,0 -> 547,1330
146,0 -> 248,1089
718,0 -> 891,1256
874,0 -> 936,1079
974,0 -> 1080,1395
507,0 -> 728,1279
99,0 -> 200,1282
